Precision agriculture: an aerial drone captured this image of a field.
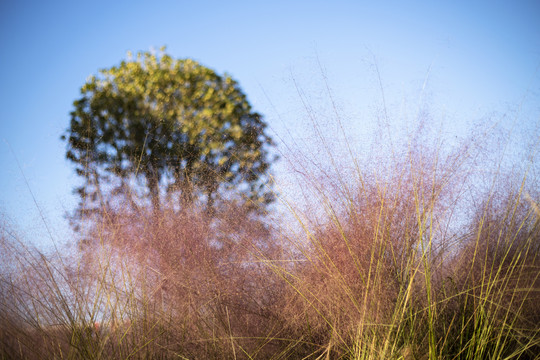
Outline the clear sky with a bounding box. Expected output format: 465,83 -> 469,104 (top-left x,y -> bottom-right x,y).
1,0 -> 539,248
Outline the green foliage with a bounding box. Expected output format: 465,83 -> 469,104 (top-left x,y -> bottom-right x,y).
62,49 -> 275,218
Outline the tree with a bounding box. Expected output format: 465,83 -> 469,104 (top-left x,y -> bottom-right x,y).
62,49 -> 276,220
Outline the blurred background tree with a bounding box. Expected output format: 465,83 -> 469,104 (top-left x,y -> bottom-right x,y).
62,49 -> 276,223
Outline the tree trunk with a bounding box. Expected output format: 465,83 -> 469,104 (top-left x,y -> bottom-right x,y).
180,174 -> 194,209
146,166 -> 161,214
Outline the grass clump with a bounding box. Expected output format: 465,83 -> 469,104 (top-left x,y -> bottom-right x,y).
268,113 -> 540,359
1,93 -> 539,359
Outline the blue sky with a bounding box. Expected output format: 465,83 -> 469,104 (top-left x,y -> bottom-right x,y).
1,0 -> 539,248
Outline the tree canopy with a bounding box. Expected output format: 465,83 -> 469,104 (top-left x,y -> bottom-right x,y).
63,49 -> 275,220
